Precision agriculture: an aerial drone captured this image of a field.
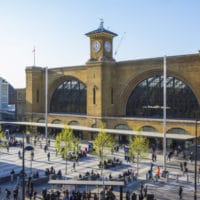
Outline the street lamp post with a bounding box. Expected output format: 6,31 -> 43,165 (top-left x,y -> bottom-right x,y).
194,119 -> 198,200
22,133 -> 34,200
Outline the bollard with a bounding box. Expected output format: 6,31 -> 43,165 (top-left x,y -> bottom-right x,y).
187,174 -> 189,183
166,173 -> 169,183
176,174 -> 179,182
146,173 -> 148,181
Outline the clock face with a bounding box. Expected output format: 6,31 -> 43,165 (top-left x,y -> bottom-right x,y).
104,41 -> 111,52
92,41 -> 101,52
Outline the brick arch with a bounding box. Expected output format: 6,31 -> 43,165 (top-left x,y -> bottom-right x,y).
68,120 -> 80,125
52,119 -> 62,124
166,127 -> 190,135
118,69 -> 200,115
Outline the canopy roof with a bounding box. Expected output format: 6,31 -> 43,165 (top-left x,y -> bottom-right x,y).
0,121 -> 195,140
49,179 -> 124,186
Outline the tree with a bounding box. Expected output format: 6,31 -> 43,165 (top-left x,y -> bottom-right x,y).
93,124 -> 115,175
55,126 -> 76,174
128,132 -> 149,176
0,126 -> 6,149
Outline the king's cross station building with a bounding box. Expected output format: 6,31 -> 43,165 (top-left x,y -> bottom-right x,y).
2,21 -> 200,149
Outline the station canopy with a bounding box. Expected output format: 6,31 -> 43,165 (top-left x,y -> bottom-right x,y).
0,121 -> 195,140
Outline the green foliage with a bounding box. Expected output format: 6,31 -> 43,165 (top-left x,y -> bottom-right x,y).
54,126 -> 77,175
93,124 -> 115,161
128,135 -> 149,158
128,132 -> 149,175
55,126 -> 76,159
0,126 -> 6,148
0,126 -> 5,139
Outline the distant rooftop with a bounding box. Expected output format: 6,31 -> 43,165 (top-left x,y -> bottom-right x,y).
85,19 -> 118,37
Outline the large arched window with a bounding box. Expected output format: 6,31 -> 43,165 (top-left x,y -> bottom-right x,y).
50,79 -> 86,114
126,75 -> 199,119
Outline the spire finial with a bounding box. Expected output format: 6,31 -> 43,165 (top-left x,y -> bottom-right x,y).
99,18 -> 104,30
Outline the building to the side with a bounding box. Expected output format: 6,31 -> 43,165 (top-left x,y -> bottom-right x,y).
15,21 -> 200,148
0,77 -> 16,120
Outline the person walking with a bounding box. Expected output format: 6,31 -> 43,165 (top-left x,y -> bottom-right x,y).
72,162 -> 76,172
157,166 -> 161,179
179,186 -> 183,199
31,151 -> 34,161
13,186 -> 19,200
180,162 -> 183,172
131,192 -> 137,200
18,150 -> 21,159
47,152 -> 50,161
5,188 -> 11,199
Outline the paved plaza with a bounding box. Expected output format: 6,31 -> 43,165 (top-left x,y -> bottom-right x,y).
0,135 -> 199,199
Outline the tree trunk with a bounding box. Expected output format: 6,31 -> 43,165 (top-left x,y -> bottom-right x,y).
65,159 -> 68,175
137,153 -> 139,175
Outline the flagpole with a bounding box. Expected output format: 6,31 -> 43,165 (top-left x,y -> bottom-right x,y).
163,55 -> 167,171
33,46 -> 36,66
45,67 -> 48,145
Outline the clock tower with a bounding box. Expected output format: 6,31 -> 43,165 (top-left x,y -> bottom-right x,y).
85,20 -> 118,62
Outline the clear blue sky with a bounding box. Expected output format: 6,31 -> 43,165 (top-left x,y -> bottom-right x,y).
0,0 -> 200,88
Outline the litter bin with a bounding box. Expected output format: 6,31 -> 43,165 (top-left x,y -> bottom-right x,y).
161,170 -> 168,178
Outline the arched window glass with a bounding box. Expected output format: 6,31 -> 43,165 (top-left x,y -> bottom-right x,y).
126,76 -> 199,119
52,119 -> 62,124
115,124 -> 131,130
50,79 -> 86,114
141,126 -> 158,132
68,121 -> 80,126
167,128 -> 189,135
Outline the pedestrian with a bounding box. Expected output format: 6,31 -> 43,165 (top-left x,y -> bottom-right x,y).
13,186 -> 18,200
31,151 -> 34,161
7,144 -> 9,152
33,190 -> 37,200
143,185 -> 147,197
47,152 -> 50,161
18,150 -> 21,159
154,153 -> 157,162
183,161 -> 187,172
10,169 -> 15,183
126,190 -> 130,200
138,191 -> 144,200
157,166 -> 160,179
72,162 -> 76,171
151,153 -> 154,162
131,192 -> 137,200
5,188 -> 11,199
189,152 -> 193,162
180,162 -> 183,172
150,162 -> 154,170
44,145 -> 47,153
179,186 -> 183,199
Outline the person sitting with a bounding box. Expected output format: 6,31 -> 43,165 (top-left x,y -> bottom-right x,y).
57,170 -> 62,179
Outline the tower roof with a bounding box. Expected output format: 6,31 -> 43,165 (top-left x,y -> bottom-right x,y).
85,20 -> 118,37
